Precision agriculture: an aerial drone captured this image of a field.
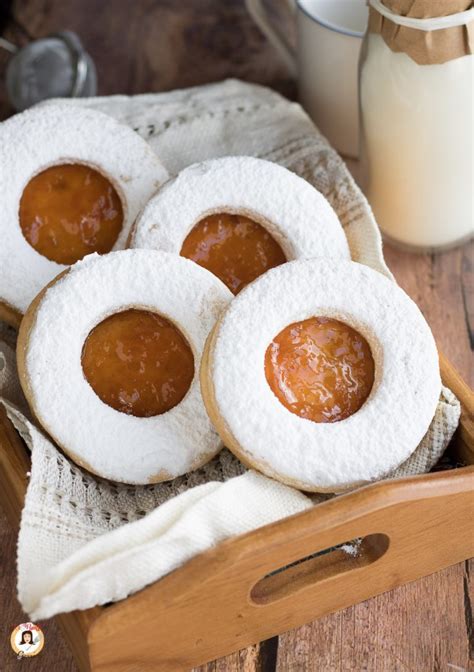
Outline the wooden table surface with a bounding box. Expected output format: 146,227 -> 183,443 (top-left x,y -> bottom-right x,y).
0,2 -> 472,671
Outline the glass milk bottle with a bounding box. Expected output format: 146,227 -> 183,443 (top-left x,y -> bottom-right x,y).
359,0 -> 474,251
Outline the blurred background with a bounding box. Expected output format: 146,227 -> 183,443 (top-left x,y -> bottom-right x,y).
0,0 -> 296,119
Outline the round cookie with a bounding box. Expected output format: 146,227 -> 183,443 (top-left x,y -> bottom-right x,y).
130,156 -> 350,293
0,104 -> 169,322
17,249 -> 232,484
201,259 -> 441,492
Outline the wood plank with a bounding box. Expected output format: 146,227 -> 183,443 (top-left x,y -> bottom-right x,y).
277,560 -> 474,672
194,640 -> 278,672
439,351 -> 474,466
384,242 -> 473,386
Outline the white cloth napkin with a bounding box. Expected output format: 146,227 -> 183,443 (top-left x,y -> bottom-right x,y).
0,79 -> 460,620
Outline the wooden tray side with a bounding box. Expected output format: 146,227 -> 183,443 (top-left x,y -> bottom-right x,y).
439,352 -> 474,465
0,300 -> 22,330
0,405 -> 30,528
87,466 -> 474,672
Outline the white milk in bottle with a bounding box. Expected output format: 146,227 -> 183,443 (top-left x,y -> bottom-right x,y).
360,0 -> 474,250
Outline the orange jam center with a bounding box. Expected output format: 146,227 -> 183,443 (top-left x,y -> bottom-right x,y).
180,213 -> 286,294
265,317 -> 375,423
81,309 -> 194,417
19,164 -> 123,265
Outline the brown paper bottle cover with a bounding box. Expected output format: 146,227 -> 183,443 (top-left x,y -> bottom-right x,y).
368,0 -> 474,64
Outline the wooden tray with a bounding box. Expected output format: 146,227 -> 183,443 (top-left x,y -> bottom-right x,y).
1,351 -> 473,672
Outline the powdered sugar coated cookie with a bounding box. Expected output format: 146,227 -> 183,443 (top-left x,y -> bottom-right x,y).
0,104 -> 168,320
17,249 -> 232,484
201,258 -> 441,492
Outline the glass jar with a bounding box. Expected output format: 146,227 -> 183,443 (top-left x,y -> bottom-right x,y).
359,0 -> 474,251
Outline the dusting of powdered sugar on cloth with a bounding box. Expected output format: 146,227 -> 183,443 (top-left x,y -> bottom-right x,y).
0,80 -> 461,619
20,250 -> 232,483
208,259 -> 442,492
0,104 -> 168,315
132,156 -> 350,263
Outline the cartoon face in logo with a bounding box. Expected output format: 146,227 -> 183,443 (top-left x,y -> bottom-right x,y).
10,622 -> 44,657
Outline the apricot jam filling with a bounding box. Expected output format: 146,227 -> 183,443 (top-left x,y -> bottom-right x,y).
265,317 -> 375,423
180,212 -> 286,294
19,164 -> 123,264
81,309 -> 194,417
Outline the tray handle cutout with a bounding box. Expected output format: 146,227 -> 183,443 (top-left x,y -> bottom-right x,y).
250,533 -> 389,605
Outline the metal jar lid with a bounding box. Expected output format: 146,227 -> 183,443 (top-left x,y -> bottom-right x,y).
1,30 -> 97,111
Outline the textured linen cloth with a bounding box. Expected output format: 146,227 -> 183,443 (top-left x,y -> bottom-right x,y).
0,79 -> 461,620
